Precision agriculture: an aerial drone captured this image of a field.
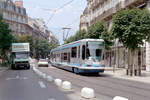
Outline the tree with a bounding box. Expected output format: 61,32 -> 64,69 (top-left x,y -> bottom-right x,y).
0,14 -> 13,65
85,21 -> 106,39
75,29 -> 87,40
112,8 -> 150,76
35,38 -> 58,59
85,20 -> 113,50
49,42 -> 59,51
143,9 -> 150,42
65,29 -> 87,44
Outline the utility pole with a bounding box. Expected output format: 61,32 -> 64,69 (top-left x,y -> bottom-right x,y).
62,27 -> 71,42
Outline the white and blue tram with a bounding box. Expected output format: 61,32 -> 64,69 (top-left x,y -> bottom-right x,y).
50,39 -> 105,74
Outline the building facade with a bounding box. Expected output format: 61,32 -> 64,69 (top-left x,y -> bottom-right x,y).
0,0 -> 59,44
48,31 -> 59,44
0,0 -> 27,35
27,17 -> 59,44
80,0 -> 150,71
79,7 -> 89,31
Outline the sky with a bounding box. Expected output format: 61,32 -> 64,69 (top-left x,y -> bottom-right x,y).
22,0 -> 87,44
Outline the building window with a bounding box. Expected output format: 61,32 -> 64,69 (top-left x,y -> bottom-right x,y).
71,47 -> 77,58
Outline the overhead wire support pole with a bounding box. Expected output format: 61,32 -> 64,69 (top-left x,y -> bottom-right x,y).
62,27 -> 71,42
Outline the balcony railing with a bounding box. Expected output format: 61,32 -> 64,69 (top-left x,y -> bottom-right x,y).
125,0 -> 147,7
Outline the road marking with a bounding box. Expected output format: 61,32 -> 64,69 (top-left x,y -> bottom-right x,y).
48,98 -> 55,100
38,81 -> 46,88
16,75 -> 19,79
6,75 -> 28,80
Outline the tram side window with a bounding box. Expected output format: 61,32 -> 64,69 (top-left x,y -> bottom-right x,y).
82,45 -> 85,60
71,47 -> 77,58
64,53 -> 67,60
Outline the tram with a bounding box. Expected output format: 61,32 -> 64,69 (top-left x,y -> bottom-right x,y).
50,39 -> 105,74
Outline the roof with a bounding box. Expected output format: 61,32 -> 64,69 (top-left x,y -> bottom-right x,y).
51,39 -> 104,52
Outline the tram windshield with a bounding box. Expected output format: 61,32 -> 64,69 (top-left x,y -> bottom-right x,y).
87,41 -> 103,62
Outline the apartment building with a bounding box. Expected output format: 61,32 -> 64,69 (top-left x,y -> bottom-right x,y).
27,17 -> 59,44
48,31 -> 59,44
0,0 -> 58,44
80,7 -> 89,31
80,0 -> 150,71
0,0 -> 27,35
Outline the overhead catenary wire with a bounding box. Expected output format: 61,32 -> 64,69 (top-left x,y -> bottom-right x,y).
46,0 -> 74,25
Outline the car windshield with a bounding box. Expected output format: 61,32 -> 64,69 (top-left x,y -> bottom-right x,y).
39,59 -> 47,62
15,52 -> 29,59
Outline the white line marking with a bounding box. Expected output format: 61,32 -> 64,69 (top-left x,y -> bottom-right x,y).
6,75 -> 28,80
16,75 -> 19,79
39,81 -> 46,88
48,98 -> 55,100
6,78 -> 17,80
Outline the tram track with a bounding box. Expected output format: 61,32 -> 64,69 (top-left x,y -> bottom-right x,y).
38,65 -> 150,100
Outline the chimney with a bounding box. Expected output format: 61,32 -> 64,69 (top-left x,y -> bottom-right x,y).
15,0 -> 23,8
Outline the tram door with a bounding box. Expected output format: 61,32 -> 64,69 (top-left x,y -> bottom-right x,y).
68,53 -> 70,63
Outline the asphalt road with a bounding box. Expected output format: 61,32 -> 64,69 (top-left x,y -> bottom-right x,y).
39,64 -> 150,100
0,67 -> 71,100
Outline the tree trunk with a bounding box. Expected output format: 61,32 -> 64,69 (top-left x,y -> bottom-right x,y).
138,48 -> 142,76
128,49 -> 133,76
126,48 -> 129,75
132,49 -> 139,76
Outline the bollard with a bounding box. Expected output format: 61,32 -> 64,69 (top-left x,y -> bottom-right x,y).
46,75 -> 53,82
81,87 -> 95,99
62,81 -> 72,90
54,79 -> 62,87
113,96 -> 128,100
42,73 -> 46,79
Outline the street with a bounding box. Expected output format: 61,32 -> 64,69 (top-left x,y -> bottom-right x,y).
39,64 -> 150,100
0,67 -> 70,100
1,0 -> 150,100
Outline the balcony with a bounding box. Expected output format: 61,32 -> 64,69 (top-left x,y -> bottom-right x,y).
125,0 -> 147,8
95,7 -> 116,23
90,0 -> 105,10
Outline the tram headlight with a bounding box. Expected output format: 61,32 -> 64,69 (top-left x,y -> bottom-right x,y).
100,60 -> 105,66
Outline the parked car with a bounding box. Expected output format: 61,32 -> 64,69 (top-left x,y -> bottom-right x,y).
38,59 -> 49,67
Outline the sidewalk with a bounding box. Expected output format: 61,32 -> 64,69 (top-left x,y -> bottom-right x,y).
104,68 -> 150,84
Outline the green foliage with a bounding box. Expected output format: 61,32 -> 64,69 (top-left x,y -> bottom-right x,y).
0,14 -> 13,53
85,21 -> 106,39
65,29 -> 87,44
13,34 -> 58,58
112,8 -> 150,50
87,21 -> 113,50
49,42 -> 59,51
100,31 -> 114,50
65,21 -> 113,50
35,38 -> 58,58
142,9 -> 150,42
0,14 -> 13,65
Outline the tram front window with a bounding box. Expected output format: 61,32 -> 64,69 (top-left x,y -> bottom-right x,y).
87,42 -> 103,62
